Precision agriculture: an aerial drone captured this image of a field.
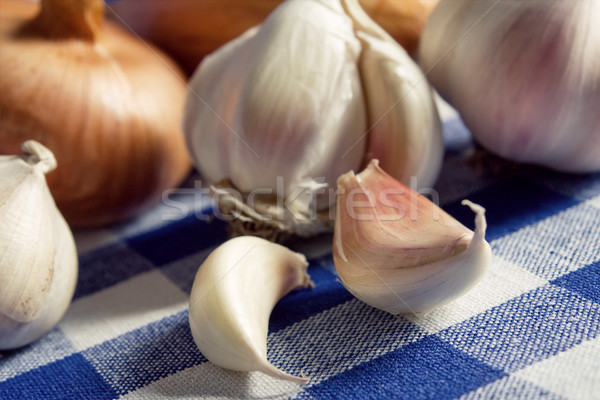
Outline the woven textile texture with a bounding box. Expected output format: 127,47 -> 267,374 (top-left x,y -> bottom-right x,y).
1,103 -> 599,399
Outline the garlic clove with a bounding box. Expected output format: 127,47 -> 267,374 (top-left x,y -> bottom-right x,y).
0,140 -> 78,350
188,236 -> 312,384
333,159 -> 491,315
343,0 -> 444,189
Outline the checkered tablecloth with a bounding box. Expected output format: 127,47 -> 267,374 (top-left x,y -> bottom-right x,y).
1,100 -> 599,399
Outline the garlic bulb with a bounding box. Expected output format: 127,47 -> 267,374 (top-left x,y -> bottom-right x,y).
184,0 -> 442,239
0,0 -> 191,227
0,141 -> 78,350
188,236 -> 312,384
333,160 -> 491,315
110,0 -> 439,75
419,0 -> 600,172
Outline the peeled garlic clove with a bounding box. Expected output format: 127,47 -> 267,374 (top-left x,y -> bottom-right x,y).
0,141 -> 78,350
188,236 -> 312,384
343,0 -> 444,189
184,0 -> 367,238
333,160 -> 491,315
419,0 -> 600,172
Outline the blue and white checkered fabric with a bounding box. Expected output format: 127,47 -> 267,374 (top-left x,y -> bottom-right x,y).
1,103 -> 599,399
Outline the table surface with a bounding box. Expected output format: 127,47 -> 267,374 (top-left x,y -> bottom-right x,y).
1,104 -> 599,399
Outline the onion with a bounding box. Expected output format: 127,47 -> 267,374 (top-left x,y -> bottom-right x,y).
0,0 -> 191,227
108,0 -> 438,75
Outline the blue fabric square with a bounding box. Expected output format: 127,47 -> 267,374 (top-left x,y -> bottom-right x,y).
126,214 -> 228,266
0,353 -> 117,400
303,335 -> 506,400
551,260 -> 600,304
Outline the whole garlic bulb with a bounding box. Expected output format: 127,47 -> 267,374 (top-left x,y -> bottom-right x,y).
419,0 -> 600,172
0,0 -> 191,227
0,141 -> 78,350
184,0 -> 442,239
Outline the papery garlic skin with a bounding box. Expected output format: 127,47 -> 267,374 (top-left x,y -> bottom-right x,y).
0,141 -> 78,350
333,160 -> 491,315
419,0 -> 600,172
188,236 -> 312,384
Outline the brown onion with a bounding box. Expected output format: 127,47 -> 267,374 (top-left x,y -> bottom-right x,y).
108,0 -> 438,76
0,0 -> 191,227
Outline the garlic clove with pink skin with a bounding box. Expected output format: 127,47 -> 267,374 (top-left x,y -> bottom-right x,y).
342,0 -> 444,189
333,160 -> 491,315
419,0 -> 600,172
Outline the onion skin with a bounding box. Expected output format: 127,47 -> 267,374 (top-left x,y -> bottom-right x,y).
108,0 -> 438,76
0,0 -> 191,227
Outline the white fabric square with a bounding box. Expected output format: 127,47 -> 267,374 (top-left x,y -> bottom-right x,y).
513,335 -> 600,399
59,270 -> 188,351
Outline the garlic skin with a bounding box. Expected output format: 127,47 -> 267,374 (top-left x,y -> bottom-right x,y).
189,236 -> 312,384
419,0 -> 600,172
184,0 -> 443,239
0,141 -> 78,350
333,160 -> 491,315
0,0 -> 191,227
